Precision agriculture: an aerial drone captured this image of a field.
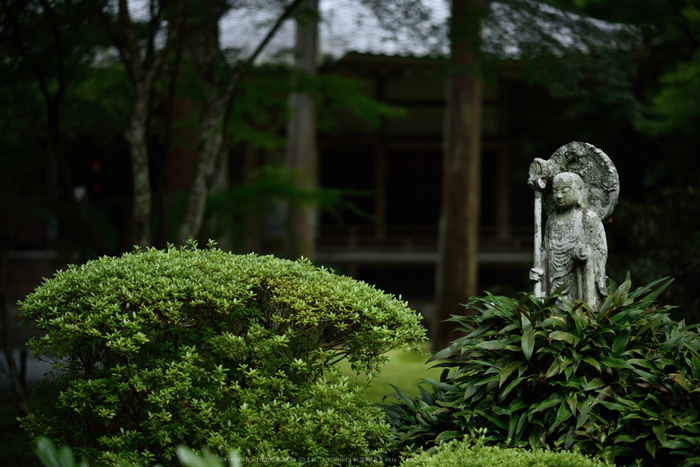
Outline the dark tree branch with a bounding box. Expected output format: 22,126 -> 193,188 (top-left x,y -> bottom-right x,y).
225,0 -> 306,99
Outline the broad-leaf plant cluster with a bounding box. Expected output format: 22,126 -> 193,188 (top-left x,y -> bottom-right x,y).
384,277 -> 700,466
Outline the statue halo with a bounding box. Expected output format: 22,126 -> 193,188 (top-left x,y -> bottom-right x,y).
532,142 -> 620,221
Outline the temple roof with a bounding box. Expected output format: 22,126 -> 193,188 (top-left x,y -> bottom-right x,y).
217,0 -> 639,63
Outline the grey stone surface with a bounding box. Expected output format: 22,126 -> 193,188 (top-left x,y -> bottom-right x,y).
528,142 -> 619,311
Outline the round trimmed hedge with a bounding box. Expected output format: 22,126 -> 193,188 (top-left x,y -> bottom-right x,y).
20,242 -> 426,466
400,432 -> 612,467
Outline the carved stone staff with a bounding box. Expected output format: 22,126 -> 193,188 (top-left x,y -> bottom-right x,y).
528,158 -> 557,298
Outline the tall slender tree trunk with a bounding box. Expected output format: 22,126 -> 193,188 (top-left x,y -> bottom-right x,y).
176,0 -> 306,247
285,0 -> 319,260
177,0 -> 226,246
126,82 -> 154,247
434,0 -> 484,350
115,0 -> 184,248
177,94 -> 225,245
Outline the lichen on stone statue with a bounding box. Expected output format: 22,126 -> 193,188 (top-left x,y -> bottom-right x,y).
528,142 -> 619,312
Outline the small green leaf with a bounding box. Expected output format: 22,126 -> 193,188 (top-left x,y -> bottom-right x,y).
690,354 -> 700,379
429,341 -> 460,361
466,324 -> 494,339
576,410 -> 589,430
476,339 -> 508,350
612,327 -> 631,358
582,355 -> 602,373
627,358 -> 658,371
549,331 -> 576,345
653,423 -> 667,445
421,378 -> 457,391
615,280 -> 632,306
435,430 -> 462,442
550,400 -> 573,431
520,309 -> 534,330
500,361 -> 523,387
669,373 -> 692,392
529,394 -> 563,415
643,278 -> 674,304
463,383 -> 479,400
388,384 -> 416,409
545,360 -> 561,378
600,357 -> 634,370
540,316 -> 568,329
628,276 -> 666,300
522,329 -> 535,362
646,439 -> 657,457
475,409 -> 508,429
614,433 -> 637,444
515,410 -> 528,442
500,377 -> 525,400
507,412 -> 519,442
565,394 -> 578,415
570,305 -> 584,337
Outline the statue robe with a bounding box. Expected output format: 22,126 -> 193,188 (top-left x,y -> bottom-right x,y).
542,207 -> 608,311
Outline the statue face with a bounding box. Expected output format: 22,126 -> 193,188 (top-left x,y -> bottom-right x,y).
552,176 -> 579,210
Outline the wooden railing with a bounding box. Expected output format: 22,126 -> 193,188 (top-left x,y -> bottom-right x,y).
316,224 -> 535,265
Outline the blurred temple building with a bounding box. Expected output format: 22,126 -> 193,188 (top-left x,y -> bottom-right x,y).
5,0 -> 641,349
219,0 -> 637,317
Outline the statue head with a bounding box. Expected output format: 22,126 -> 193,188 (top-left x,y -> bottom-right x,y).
552,172 -> 584,211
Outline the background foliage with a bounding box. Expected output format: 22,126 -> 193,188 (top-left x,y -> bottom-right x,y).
608,190 -> 700,322
2,0 -> 700,319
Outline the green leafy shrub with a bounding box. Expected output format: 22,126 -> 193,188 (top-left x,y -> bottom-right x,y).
33,436 -> 241,467
400,431 -> 612,467
35,436 -> 90,467
20,242 -> 426,466
384,277 -> 700,466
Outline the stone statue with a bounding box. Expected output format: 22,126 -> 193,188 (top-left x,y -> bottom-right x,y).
528,142 -> 619,311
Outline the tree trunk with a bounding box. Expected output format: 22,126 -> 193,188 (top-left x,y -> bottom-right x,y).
176,0 -> 225,246
125,81 -> 153,248
177,95 -> 225,246
285,0 -> 319,260
116,0 -> 184,248
0,233 -> 30,417
434,0 -> 484,350
176,0 -> 306,247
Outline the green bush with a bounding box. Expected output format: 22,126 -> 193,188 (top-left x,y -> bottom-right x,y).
34,431 -> 610,467
33,436 -> 241,467
383,276 -> 700,466
400,431 -> 612,467
20,241 -> 426,466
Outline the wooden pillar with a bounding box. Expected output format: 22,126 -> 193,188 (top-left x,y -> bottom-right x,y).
285,0 -> 319,259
